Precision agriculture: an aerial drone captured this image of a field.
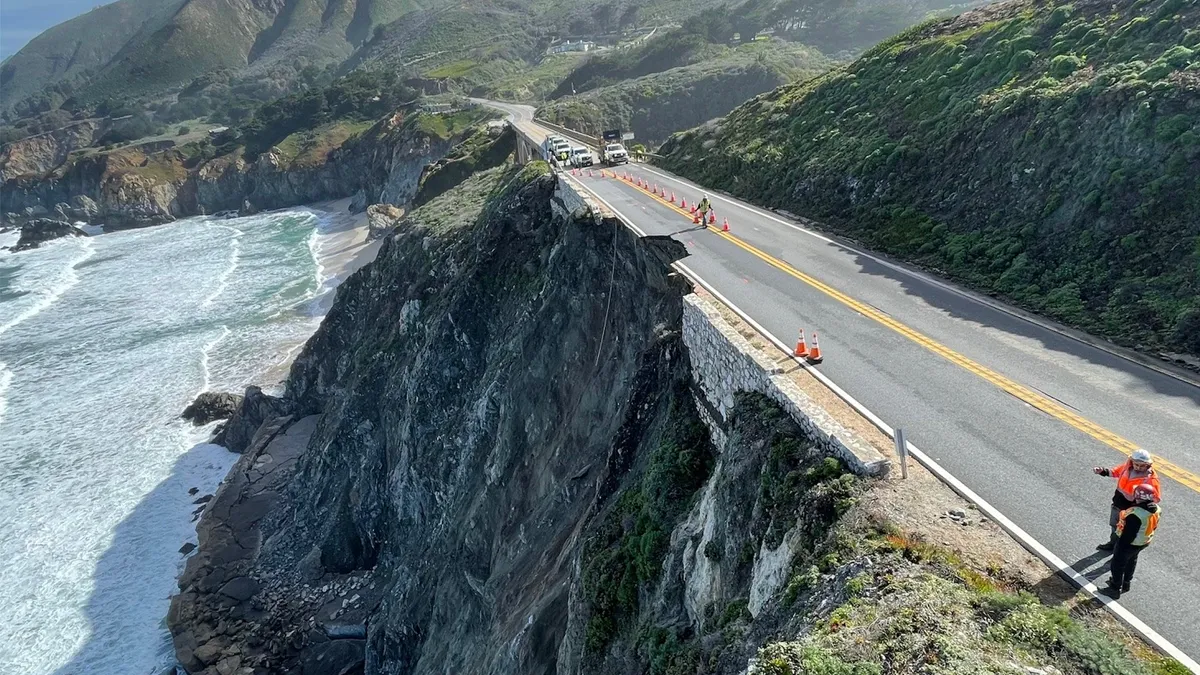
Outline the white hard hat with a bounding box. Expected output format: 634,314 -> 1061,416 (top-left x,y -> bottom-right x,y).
1131,448 -> 1152,464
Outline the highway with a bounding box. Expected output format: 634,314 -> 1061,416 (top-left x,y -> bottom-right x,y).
480,100 -> 1200,664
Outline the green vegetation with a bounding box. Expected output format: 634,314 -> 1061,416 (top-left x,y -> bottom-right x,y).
413,126 -> 516,207
404,162 -> 531,235
539,41 -> 831,144
663,0 -> 1200,358
752,520 -> 1181,674
237,71 -> 419,159
482,54 -> 589,103
273,121 -> 374,168
581,393 -> 715,654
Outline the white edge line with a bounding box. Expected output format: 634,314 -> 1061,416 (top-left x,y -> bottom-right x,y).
569,171 -> 1200,672
634,162 -> 1200,391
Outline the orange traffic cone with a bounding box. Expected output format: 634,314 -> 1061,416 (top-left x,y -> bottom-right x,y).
709,212 -> 717,224
807,332 -> 823,364
722,218 -> 730,232
693,213 -> 701,225
681,199 -> 688,209
793,330 -> 809,358
670,192 -> 676,204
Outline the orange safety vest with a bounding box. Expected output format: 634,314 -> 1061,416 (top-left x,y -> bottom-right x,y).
1111,460 -> 1161,501
1116,505 -> 1160,546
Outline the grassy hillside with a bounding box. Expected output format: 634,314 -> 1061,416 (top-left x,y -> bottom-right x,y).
539,42 -> 831,143
0,0 -> 186,116
662,0 -> 1200,358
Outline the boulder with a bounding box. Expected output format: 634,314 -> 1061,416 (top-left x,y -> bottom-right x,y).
214,386 -> 291,453
218,577 -> 260,602
13,219 -> 87,252
366,203 -> 404,239
182,392 -> 244,426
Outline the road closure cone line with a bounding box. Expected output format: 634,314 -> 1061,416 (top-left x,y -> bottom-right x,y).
807,332 -> 824,364
794,330 -> 809,358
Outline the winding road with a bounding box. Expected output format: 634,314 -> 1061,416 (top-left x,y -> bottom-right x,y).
481,99 -> 1200,666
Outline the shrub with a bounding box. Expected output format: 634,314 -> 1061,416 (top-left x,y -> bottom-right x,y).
1050,53 -> 1084,77
752,643 -> 881,675
177,126 -> 191,135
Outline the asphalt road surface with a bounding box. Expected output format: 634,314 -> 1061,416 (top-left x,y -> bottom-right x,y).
479,99 -> 1200,664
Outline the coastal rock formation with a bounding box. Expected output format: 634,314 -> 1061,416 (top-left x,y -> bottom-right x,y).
0,110 -> 471,229
13,218 -> 87,251
0,119 -> 108,182
213,386 -> 291,453
181,392 -> 244,426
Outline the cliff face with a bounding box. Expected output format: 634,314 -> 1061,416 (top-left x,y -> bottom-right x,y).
0,119 -> 108,182
168,163 -> 698,673
0,111 -> 466,228
169,159 -> 1167,675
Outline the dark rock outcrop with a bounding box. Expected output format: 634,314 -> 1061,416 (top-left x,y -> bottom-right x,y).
213,386 -> 290,453
13,218 -> 87,251
181,392 -> 244,426
168,164 -> 703,673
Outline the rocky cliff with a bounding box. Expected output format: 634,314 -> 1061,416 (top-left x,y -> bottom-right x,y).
0,111 -> 475,229
168,162 -> 1172,675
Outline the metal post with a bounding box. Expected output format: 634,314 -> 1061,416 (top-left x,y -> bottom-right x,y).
894,428 -> 908,479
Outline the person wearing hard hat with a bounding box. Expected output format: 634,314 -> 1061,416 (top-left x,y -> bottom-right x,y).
1093,448 -> 1161,551
1104,483 -> 1161,598
696,195 -> 712,226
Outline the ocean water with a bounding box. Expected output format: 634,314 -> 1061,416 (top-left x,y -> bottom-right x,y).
0,210 -> 352,675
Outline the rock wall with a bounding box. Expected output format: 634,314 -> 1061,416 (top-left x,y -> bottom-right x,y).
682,293 -> 889,477
0,118 -> 108,182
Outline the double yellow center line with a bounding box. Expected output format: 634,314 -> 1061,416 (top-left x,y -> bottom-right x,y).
596,169 -> 1200,494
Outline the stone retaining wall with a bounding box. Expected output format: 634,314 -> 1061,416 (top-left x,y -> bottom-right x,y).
682,293 -> 889,477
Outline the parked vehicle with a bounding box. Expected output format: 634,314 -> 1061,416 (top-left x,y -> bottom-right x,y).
569,146 -> 596,167
600,143 -> 629,165
551,140 -> 572,163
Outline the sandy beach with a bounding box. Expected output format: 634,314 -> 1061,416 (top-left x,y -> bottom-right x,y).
259,198 -> 384,385
309,197 -> 384,308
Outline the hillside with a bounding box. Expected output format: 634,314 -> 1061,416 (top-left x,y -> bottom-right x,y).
1,0 -> 444,116
661,0 -> 1200,359
539,41 -> 831,144
0,0 -> 187,115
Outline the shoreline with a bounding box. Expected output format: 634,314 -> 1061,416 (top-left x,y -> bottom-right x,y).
258,198 -> 383,387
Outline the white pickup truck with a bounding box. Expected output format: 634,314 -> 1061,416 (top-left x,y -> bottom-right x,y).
569,146 -> 596,168
600,143 -> 629,166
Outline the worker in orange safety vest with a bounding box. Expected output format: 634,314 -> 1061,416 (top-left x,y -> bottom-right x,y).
1092,448 -> 1161,551
1104,483 -> 1161,599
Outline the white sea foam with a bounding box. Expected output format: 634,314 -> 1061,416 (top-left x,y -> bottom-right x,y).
0,362 -> 11,428
0,208 -> 344,675
198,325 -> 232,395
0,237 -> 94,338
201,224 -> 243,309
